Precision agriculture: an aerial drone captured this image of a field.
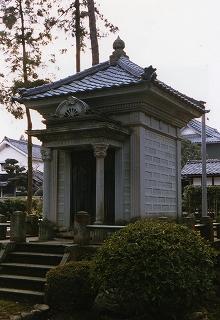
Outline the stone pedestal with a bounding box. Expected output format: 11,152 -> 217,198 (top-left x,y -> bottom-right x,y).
93,144 -> 108,224
26,215 -> 39,236
215,223 -> 220,239
183,216 -> 195,229
74,211 -> 90,245
200,216 -> 214,242
10,211 -> 26,243
0,214 -> 7,240
39,219 -> 55,241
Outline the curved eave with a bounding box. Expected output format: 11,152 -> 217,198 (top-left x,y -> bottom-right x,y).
150,83 -> 205,116
14,79 -> 205,115
182,173 -> 220,177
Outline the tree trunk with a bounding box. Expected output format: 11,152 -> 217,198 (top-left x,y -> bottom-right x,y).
87,0 -> 99,65
26,107 -> 33,215
19,0 -> 33,215
75,0 -> 81,72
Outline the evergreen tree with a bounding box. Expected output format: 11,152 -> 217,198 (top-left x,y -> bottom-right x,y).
87,0 -> 99,65
4,158 -> 27,192
48,0 -> 118,71
181,139 -> 201,167
0,0 -> 54,214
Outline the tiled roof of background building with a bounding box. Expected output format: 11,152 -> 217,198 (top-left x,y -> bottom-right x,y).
182,159 -> 220,176
186,119 -> 220,143
4,137 -> 42,161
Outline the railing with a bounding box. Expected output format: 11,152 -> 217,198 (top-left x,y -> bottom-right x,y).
1,210 -> 220,245
86,224 -> 125,244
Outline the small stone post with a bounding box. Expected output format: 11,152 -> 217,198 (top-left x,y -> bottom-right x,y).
0,214 -> 7,240
74,211 -> 90,245
182,216 -> 195,229
200,216 -> 214,242
26,215 -> 39,236
215,224 -> 220,239
38,219 -> 55,241
10,211 -> 26,243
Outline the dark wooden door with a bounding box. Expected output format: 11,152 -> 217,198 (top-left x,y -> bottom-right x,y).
71,149 -> 115,225
71,151 -> 96,222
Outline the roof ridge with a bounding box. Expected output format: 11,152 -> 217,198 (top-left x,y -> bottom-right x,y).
22,61 -> 110,97
117,57 -> 143,78
187,159 -> 220,164
154,79 -> 202,107
189,119 -> 220,137
5,137 -> 41,149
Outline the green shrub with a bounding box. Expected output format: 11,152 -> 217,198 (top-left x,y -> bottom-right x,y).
0,197 -> 42,219
46,261 -> 97,312
94,219 -> 215,320
183,185 -> 220,218
0,198 -> 26,219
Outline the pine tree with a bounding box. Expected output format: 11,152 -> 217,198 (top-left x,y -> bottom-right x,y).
47,0 -> 118,71
87,0 -> 99,65
0,0 -> 54,214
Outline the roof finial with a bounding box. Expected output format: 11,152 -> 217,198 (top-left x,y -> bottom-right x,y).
110,36 -> 129,65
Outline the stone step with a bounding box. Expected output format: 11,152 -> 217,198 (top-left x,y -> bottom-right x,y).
0,274 -> 46,291
0,242 -> 66,302
6,251 -> 63,265
15,243 -> 66,254
0,287 -> 44,303
0,262 -> 53,277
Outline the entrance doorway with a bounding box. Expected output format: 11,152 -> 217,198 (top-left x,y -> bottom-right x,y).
71,149 -> 115,224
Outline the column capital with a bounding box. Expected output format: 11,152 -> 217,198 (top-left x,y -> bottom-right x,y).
41,147 -> 52,161
93,143 -> 109,158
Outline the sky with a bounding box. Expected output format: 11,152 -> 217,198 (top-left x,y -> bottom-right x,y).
0,0 -> 220,143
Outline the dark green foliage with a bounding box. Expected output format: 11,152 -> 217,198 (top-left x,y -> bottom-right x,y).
94,219 -> 215,320
183,185 -> 220,217
46,261 -> 97,312
181,139 -> 201,167
0,197 -> 42,219
4,158 -> 27,191
0,0 -> 54,117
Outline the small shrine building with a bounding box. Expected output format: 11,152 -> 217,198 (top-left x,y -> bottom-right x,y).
15,38 -> 205,228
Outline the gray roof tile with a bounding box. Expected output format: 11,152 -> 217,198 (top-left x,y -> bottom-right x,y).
182,119 -> 220,144
14,56 -> 204,111
182,159 -> 220,176
4,137 -> 42,161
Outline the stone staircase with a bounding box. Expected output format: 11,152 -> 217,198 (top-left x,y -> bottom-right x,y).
0,243 -> 66,302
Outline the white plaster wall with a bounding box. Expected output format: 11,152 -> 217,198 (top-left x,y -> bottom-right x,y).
0,145 -> 27,172
33,160 -> 43,172
193,177 -> 201,186
0,144 -> 43,173
144,129 -> 177,216
214,177 -> 220,185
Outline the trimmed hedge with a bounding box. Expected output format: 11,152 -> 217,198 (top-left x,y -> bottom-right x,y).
0,197 -> 42,219
45,261 -> 97,312
183,185 -> 220,217
94,219 -> 215,319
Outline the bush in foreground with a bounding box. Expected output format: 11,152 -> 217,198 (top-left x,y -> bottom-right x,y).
94,219 -> 215,319
46,261 -> 97,312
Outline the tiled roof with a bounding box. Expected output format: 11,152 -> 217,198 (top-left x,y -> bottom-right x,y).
185,119 -> 220,143
33,170 -> 43,183
3,137 -> 42,161
14,55 -> 204,111
182,159 -> 220,176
